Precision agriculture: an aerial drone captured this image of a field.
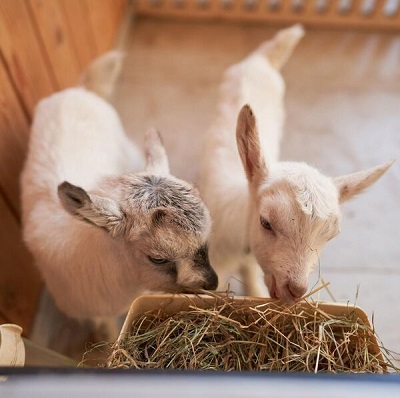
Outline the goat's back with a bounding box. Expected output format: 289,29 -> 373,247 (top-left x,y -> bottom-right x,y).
25,88 -> 141,189
20,88 -> 143,317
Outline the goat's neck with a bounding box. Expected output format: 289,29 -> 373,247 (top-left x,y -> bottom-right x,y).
215,57 -> 285,165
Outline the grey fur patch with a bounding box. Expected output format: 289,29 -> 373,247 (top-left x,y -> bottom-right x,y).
129,175 -> 206,232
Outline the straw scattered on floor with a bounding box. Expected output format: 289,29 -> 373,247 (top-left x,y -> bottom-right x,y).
106,291 -> 398,373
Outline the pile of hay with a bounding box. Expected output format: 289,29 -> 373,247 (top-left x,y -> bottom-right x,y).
107,292 -> 397,373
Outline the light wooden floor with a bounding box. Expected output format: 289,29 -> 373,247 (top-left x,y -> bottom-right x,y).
113,18 -> 400,361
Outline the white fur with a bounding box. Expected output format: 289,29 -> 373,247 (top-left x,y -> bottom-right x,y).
21,88 -> 144,317
21,55 -> 217,321
200,25 -> 393,301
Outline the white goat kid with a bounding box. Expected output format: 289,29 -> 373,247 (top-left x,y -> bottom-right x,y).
200,25 -> 393,301
21,53 -> 218,322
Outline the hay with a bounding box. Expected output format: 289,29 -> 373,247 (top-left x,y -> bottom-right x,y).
106,290 -> 398,373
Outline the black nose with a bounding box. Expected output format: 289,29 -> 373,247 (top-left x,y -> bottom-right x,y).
203,268 -> 218,290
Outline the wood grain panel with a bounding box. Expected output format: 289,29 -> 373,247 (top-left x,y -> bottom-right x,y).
86,0 -> 128,55
60,0 -> 98,71
0,44 -> 41,337
0,0 -> 128,342
0,192 -> 41,336
0,0 -> 56,117
28,0 -> 81,89
0,56 -> 30,216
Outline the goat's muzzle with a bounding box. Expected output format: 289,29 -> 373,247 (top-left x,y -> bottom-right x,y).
266,274 -> 307,302
202,268 -> 219,290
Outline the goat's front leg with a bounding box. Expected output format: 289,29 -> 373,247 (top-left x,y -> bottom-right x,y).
91,316 -> 120,343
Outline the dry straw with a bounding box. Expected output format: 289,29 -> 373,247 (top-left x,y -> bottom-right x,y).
106,286 -> 399,373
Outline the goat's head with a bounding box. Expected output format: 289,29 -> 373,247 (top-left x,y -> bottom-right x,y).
237,104 -> 394,302
57,128 -> 218,295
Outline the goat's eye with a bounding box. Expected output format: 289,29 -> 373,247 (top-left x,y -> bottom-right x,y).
148,256 -> 169,265
260,217 -> 273,231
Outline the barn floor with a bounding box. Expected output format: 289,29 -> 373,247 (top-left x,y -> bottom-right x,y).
112,18 -> 400,362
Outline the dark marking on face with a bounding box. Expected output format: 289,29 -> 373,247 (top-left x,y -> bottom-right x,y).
193,244 -> 218,290
193,245 -> 209,268
156,261 -> 177,279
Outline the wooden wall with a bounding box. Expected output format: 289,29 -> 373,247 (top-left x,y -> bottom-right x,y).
0,0 -> 127,336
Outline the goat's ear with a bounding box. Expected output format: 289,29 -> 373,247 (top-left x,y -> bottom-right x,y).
151,208 -> 172,227
236,105 -> 268,186
145,127 -> 170,176
58,181 -> 123,233
334,160 -> 394,204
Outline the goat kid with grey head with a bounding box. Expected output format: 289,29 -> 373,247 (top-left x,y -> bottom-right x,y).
200,25 -> 393,302
21,52 -> 218,323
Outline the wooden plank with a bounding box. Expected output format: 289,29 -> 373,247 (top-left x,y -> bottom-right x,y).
0,312 -> 10,325
0,0 -> 126,341
0,192 -> 42,336
28,0 -> 81,89
86,0 -> 128,55
59,0 -> 98,71
0,0 -> 56,117
0,56 -> 30,216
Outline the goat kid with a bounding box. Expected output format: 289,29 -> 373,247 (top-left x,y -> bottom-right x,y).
200,25 -> 393,301
21,52 -> 218,322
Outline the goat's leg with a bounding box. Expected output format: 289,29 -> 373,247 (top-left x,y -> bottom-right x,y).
30,289 -> 96,361
239,261 -> 268,297
91,316 -> 120,343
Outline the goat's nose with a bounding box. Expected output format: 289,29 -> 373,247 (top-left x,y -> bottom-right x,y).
288,281 -> 307,300
203,269 -> 218,290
